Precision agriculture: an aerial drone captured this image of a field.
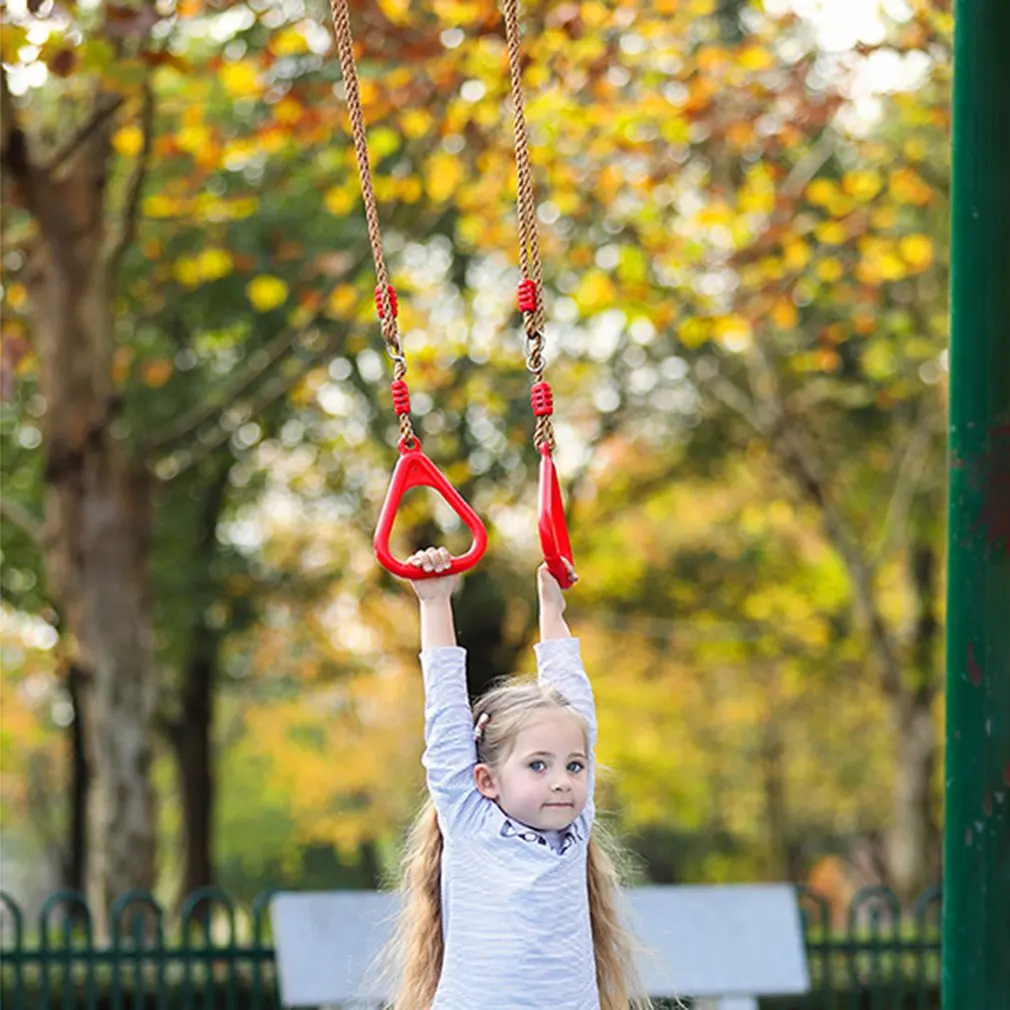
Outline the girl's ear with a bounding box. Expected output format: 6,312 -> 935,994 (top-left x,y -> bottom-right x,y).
474,763 -> 498,799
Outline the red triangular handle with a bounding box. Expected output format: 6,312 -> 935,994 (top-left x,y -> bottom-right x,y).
374,444 -> 488,580
538,446 -> 577,589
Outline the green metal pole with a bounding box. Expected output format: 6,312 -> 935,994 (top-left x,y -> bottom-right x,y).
944,2 -> 1010,1008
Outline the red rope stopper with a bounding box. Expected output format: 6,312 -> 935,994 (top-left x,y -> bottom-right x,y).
517,278 -> 537,313
530,381 -> 554,417
375,284 -> 399,319
391,379 -> 411,415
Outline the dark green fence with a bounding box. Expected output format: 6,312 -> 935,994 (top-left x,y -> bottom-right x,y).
1,884 -> 941,1009
792,884 -> 942,1010
1,888 -> 279,1010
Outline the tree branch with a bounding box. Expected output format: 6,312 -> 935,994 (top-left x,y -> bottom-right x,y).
780,132 -> 836,201
776,420 -> 900,678
872,406 -> 942,564
748,339 -> 902,693
0,497 -> 44,546
705,370 -> 765,433
44,94 -> 125,178
141,255 -> 370,458
706,337 -> 903,695
152,324 -> 346,481
107,81 -> 155,287
141,316 -> 322,458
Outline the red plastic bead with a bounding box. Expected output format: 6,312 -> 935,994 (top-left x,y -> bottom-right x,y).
375,284 -> 399,319
391,379 -> 411,415
530,381 -> 554,417
517,279 -> 537,314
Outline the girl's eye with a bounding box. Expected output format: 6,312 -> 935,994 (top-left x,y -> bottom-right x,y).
529,760 -> 547,772
568,761 -> 585,773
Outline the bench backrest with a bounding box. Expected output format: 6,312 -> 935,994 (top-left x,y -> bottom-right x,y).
271,884 -> 809,1006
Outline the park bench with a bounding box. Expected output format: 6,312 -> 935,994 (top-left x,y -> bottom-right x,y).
271,883 -> 809,1010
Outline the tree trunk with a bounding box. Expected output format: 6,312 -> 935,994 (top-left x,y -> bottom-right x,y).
886,543 -> 941,898
47,441 -> 158,926
887,692 -> 937,896
760,708 -> 790,880
166,462 -> 233,904
15,121 -> 159,930
698,667 -> 730,834
172,649 -> 215,904
756,667 -> 804,882
64,661 -> 90,894
768,414 -> 941,897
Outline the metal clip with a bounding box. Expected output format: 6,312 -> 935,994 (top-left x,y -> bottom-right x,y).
524,329 -> 547,373
384,340 -> 407,372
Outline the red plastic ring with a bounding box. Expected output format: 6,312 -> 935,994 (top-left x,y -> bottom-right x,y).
374,447 -> 488,579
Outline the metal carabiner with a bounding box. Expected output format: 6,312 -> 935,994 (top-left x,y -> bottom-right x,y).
384,341 -> 407,372
524,329 -> 547,374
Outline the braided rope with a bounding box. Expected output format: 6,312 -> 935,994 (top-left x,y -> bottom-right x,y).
329,0 -> 416,445
330,0 -> 555,454
502,0 -> 555,454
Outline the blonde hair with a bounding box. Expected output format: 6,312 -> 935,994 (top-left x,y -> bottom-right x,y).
383,678 -> 653,1010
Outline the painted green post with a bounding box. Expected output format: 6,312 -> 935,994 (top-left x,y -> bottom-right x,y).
944,1 -> 1010,1008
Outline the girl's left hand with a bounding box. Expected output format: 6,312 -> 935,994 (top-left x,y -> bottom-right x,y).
406,546 -> 460,600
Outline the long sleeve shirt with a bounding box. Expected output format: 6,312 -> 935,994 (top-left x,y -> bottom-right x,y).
419,637 -> 600,1010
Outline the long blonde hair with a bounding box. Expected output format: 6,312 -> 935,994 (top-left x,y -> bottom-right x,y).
383,678 -> 653,1009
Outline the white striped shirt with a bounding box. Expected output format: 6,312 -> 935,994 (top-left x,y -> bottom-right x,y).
420,638 -> 600,1009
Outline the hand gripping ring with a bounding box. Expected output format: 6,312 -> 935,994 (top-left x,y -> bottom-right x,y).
538,444 -> 577,589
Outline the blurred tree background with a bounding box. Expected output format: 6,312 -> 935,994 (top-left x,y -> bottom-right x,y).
1,0 -> 949,921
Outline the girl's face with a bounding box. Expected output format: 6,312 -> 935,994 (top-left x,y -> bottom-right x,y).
474,709 -> 589,831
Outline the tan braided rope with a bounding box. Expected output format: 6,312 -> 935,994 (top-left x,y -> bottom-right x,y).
329,0 -> 416,447
502,0 -> 544,336
329,0 -> 555,453
500,0 -> 557,454
501,0 -> 555,454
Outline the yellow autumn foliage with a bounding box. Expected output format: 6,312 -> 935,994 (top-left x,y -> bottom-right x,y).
842,170 -> 883,202
899,234 -> 934,272
426,152 -> 465,203
220,60 -> 262,98
247,275 -> 290,312
0,0 -> 952,896
112,124 -> 145,157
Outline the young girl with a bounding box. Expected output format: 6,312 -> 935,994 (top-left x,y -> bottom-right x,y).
386,546 -> 651,1010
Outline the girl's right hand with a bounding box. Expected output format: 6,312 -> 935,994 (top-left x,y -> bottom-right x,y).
537,562 -> 568,614
406,546 -> 460,600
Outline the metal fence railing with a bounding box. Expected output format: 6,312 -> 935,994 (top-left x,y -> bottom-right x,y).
1,884 -> 941,1009
791,884 -> 942,1010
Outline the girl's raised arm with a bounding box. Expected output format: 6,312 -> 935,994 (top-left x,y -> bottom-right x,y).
410,546 -> 460,648
409,548 -> 483,833
534,564 -> 597,828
